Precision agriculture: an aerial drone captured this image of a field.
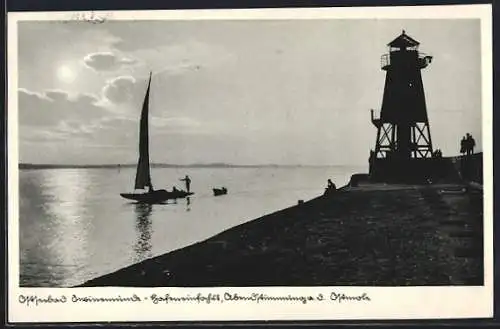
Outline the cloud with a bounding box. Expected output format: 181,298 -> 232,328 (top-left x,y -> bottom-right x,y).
18,84 -> 204,143
83,52 -> 137,71
150,116 -> 200,128
149,115 -> 209,136
18,89 -> 137,163
17,88 -> 52,102
21,128 -> 69,142
102,75 -> 143,105
44,89 -> 70,102
18,87 -> 108,132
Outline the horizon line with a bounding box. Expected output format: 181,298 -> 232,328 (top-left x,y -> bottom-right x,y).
18,152 -> 482,169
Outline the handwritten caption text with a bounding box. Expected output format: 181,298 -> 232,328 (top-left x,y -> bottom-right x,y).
18,292 -> 371,307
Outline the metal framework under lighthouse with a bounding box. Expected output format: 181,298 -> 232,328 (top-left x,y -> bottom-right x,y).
369,30 -> 440,183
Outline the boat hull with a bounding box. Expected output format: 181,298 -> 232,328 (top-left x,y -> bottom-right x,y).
213,188 -> 227,196
120,189 -> 194,203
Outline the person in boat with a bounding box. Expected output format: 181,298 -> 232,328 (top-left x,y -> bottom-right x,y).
172,186 -> 179,193
180,175 -> 191,192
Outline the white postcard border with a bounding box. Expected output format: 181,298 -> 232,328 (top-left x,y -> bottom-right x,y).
7,4 -> 494,323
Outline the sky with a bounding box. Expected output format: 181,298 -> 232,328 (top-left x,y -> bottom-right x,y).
16,18 -> 482,166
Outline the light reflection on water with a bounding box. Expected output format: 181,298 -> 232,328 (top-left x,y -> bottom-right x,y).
20,169 -> 93,286
133,203 -> 153,263
19,166 -> 359,287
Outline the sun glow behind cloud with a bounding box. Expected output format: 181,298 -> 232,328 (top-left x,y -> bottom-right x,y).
56,64 -> 77,84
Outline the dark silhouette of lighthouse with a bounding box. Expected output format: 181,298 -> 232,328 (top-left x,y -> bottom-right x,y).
369,30 -> 438,182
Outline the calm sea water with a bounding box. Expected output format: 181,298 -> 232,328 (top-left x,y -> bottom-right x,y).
19,166 -> 361,287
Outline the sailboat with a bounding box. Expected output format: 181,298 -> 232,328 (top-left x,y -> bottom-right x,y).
120,72 -> 194,203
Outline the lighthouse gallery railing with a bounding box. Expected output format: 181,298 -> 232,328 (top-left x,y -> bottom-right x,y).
380,52 -> 432,70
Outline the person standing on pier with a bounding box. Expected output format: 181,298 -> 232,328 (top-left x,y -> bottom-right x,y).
467,133 -> 476,155
180,175 -> 191,192
460,136 -> 466,155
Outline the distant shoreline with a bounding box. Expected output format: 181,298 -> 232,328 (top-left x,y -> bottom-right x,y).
18,163 -> 364,170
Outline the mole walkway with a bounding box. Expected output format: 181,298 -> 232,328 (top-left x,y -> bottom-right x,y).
80,182 -> 484,287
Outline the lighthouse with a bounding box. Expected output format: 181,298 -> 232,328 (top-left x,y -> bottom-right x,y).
369,31 -> 439,183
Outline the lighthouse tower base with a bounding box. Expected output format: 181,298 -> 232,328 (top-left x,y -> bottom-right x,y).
368,158 -> 459,184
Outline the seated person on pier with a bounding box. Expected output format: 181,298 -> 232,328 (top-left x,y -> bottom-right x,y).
433,149 -> 443,158
324,179 -> 337,195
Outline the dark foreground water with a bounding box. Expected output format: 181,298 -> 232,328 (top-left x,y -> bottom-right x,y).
19,166 -> 359,287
